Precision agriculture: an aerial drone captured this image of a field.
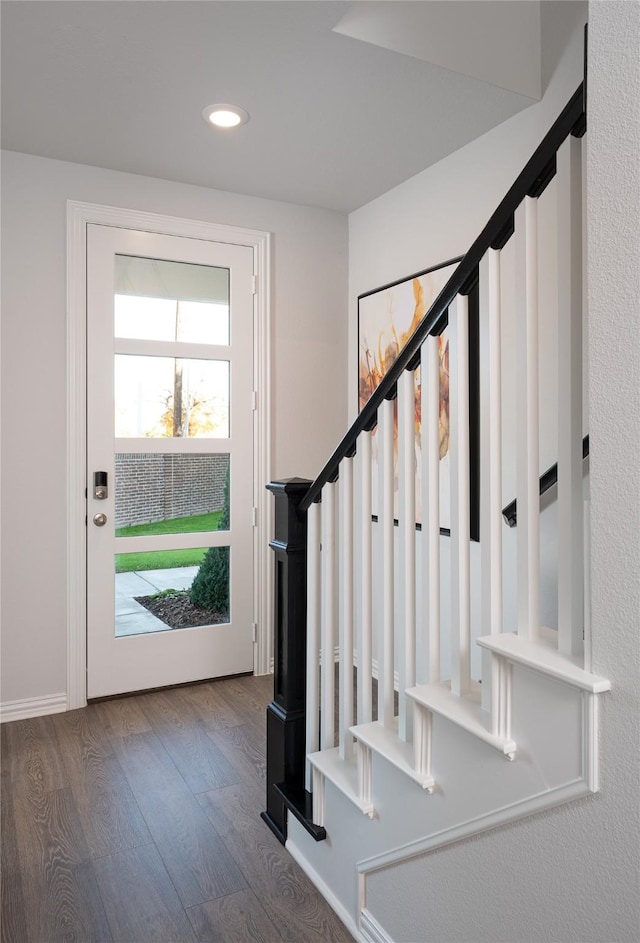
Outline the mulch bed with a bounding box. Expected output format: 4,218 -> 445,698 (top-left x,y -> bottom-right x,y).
135,591 -> 228,629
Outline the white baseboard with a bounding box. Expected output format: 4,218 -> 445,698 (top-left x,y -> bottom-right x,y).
0,693 -> 67,723
361,910 -> 394,943
286,834 -> 362,942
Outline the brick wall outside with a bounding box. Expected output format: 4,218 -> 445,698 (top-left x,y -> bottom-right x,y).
115,453 -> 229,528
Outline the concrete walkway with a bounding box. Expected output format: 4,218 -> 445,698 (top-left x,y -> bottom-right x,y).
115,566 -> 199,637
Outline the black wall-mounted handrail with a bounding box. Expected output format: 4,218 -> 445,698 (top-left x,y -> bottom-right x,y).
502,435 -> 590,527
300,83 -> 586,514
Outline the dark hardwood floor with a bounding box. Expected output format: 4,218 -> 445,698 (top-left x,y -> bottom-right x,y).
1,675 -> 354,943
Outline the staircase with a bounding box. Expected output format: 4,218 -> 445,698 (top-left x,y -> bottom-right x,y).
262,84 -> 610,943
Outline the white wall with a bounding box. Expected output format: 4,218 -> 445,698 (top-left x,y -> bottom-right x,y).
361,2 -> 640,940
0,153 -> 347,705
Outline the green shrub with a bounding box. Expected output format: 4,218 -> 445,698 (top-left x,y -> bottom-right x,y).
189,466 -> 230,614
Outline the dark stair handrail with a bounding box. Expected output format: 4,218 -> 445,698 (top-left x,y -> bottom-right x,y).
502,435 -> 590,527
300,83 -> 586,514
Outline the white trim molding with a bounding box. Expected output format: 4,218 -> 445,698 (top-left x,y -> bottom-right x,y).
1,694 -> 68,724
66,201 -> 272,709
286,838 -> 361,942
360,910 -> 393,943
358,779 -> 593,879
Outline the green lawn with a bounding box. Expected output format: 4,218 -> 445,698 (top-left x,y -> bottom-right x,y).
115,511 -> 224,573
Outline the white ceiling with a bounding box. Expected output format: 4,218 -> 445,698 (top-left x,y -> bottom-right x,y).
1,1 -> 541,212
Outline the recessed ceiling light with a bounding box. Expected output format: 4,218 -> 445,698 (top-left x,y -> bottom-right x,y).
202,104 -> 249,129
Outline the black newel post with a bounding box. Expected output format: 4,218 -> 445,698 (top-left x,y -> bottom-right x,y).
261,478 -> 325,844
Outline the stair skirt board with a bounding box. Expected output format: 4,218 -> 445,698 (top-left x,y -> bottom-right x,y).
0,693 -> 67,723
360,910 -> 393,943
286,837 -> 362,942
288,662 -> 603,932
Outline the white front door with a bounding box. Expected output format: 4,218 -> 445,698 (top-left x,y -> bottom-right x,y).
86,224 -> 255,698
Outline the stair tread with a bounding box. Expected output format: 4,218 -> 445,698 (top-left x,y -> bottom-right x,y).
350,718 -> 434,791
307,747 -> 374,817
406,681 -> 516,757
477,629 -> 611,693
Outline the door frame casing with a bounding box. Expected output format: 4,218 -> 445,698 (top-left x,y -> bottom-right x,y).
67,201 -> 272,709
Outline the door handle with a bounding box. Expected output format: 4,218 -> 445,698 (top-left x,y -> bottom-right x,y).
94,471 -> 108,500
93,513 -> 107,527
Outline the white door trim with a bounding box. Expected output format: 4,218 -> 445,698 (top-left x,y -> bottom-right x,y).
67,201 -> 272,709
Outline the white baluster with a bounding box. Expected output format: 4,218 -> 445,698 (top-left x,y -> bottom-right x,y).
398,369 -> 416,741
413,702 -> 433,787
357,430 -> 373,723
321,481 -> 337,750
421,335 -> 441,685
339,456 -> 355,760
357,742 -> 373,812
450,294 -> 471,697
557,134 -> 584,658
306,500 -> 321,789
583,498 -> 592,673
312,767 -> 325,828
515,197 -> 540,640
378,397 -> 395,728
479,250 -> 504,719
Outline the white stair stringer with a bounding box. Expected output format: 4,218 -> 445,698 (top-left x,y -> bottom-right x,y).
285,644 -> 610,942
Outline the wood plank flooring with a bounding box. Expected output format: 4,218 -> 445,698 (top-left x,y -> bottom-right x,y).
1,675 -> 354,943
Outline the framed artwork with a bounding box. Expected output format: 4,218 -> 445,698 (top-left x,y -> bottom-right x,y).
358,258 -> 479,540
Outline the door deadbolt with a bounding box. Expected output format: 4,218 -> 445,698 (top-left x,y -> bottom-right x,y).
93,513 -> 107,527
94,471 -> 108,500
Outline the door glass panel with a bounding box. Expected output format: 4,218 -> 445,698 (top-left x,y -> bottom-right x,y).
115,546 -> 230,637
115,453 -> 230,533
114,255 -> 229,345
115,356 -> 229,438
